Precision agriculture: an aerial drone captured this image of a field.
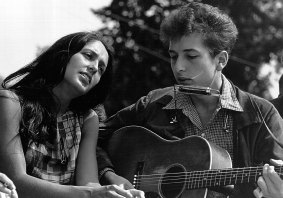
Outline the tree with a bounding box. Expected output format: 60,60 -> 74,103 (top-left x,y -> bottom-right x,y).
92,0 -> 283,116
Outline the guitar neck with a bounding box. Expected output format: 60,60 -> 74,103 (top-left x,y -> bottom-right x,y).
187,166 -> 283,189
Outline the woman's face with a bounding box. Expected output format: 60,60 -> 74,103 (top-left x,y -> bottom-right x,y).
56,40 -> 109,98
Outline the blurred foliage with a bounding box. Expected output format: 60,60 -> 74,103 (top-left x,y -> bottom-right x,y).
92,0 -> 283,116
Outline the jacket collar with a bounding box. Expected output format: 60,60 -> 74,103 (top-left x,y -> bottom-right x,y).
231,84 -> 262,129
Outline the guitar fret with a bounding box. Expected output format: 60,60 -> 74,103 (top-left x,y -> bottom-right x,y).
186,166 -> 270,189
214,170 -> 222,186
247,167 -> 251,183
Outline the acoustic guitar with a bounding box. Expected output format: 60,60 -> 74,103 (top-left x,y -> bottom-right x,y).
106,125 -> 283,198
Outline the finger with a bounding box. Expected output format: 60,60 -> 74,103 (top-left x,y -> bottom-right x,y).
118,183 -> 134,190
104,190 -> 127,198
11,189 -> 19,198
106,185 -> 134,198
265,165 -> 282,189
253,187 -> 263,198
262,164 -> 273,187
125,182 -> 134,190
128,189 -> 145,198
0,182 -> 12,195
118,183 -> 126,190
257,176 -> 268,195
270,159 -> 283,166
0,173 -> 16,190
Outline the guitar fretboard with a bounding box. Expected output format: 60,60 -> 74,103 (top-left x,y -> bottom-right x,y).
186,166 -> 283,189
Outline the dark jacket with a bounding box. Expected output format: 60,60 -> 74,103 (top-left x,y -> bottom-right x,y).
98,83 -> 283,198
270,95 -> 283,118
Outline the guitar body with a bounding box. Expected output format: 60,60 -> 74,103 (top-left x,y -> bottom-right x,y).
107,126 -> 232,198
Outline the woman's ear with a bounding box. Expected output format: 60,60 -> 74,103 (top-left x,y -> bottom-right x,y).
216,51 -> 228,71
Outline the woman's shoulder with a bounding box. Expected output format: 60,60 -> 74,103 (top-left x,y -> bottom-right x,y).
83,109 -> 98,122
0,89 -> 20,102
0,89 -> 22,120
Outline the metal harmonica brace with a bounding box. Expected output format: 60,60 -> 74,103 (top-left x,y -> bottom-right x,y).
175,85 -> 220,97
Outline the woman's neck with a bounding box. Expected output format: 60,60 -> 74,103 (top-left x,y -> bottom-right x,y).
52,86 -> 71,115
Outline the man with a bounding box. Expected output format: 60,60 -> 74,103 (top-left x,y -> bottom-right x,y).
98,2 -> 283,198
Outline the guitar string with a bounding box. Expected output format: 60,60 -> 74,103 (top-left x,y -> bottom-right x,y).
134,175 -> 260,185
134,176 -> 251,190
133,172 -> 283,185
134,174 -> 261,185
134,170 -> 281,180
132,167 -> 283,186
133,166 -> 283,178
133,170 -> 283,191
133,171 -> 273,188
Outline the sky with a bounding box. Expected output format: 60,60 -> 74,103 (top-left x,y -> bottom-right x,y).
0,0 -> 111,77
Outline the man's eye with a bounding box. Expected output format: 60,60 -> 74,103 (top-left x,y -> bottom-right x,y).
169,56 -> 177,60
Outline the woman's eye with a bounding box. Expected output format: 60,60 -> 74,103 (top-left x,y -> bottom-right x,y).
186,54 -> 198,59
99,64 -> 105,74
83,53 -> 92,59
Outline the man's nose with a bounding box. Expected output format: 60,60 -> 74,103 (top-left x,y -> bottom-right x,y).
175,57 -> 186,72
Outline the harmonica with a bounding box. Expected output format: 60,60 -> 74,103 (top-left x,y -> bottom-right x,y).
175,85 -> 220,97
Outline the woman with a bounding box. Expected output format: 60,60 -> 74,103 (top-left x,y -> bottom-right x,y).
0,31 -> 144,198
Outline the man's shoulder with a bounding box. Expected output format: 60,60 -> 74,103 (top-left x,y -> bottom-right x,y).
232,84 -> 272,106
139,86 -> 175,107
147,86 -> 174,100
148,86 -> 173,95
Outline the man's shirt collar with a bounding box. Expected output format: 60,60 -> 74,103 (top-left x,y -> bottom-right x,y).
163,74 -> 243,112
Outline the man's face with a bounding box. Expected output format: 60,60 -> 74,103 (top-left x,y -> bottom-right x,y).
168,33 -> 219,87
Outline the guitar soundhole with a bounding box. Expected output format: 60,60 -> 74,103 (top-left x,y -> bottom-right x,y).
159,164 -> 186,198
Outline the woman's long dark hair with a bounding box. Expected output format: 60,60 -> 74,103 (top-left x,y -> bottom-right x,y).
2,31 -> 114,146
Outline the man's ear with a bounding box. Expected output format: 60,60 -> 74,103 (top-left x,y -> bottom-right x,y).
216,51 -> 228,71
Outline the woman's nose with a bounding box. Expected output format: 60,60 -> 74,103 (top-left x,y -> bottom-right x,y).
87,62 -> 98,74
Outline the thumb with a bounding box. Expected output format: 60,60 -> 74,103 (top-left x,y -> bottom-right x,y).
253,187 -> 263,198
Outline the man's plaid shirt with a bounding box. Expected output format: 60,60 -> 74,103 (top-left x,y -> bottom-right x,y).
163,75 -> 243,161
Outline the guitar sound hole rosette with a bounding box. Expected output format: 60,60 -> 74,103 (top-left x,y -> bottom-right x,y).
159,164 -> 186,198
